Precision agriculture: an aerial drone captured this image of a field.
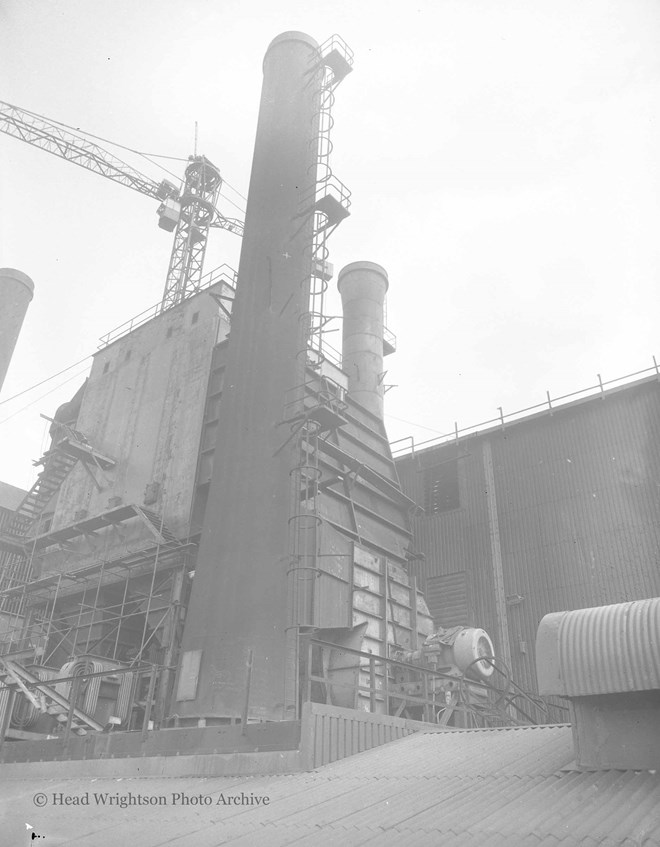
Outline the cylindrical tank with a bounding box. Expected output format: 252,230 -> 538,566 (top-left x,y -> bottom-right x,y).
338,261 -> 388,419
0,268 -> 34,393
175,32 -> 323,721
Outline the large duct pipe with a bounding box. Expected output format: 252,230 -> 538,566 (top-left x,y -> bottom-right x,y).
175,32 -> 322,721
338,261 -> 388,419
0,268 -> 34,394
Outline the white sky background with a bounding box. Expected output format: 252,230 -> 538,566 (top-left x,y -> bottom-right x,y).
0,0 -> 659,490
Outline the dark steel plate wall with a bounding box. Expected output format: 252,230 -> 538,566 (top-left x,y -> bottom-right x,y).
176,33 -> 322,720
397,380 -> 660,696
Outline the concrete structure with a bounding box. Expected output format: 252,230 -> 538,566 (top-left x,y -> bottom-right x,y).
53,287 -> 227,543
338,261 -> 388,419
0,280 -> 232,720
19,282 -> 230,582
396,373 -> 660,714
0,268 -> 33,394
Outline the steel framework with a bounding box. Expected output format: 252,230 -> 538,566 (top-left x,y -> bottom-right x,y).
0,507 -> 192,733
303,36 -> 353,360
303,637 -> 570,727
0,100 -> 244,311
284,35 -> 354,715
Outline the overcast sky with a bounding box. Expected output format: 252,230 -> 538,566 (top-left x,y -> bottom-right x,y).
1,0 -> 659,490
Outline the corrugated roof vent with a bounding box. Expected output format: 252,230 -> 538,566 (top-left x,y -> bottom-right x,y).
536,598 -> 660,770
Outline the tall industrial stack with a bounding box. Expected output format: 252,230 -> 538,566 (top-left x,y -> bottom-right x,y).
176,33 -> 323,721
0,268 -> 34,393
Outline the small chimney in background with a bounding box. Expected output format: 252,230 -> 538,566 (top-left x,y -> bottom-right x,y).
0,268 -> 34,394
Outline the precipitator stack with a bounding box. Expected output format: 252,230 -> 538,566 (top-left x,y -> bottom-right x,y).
175,32 -> 328,721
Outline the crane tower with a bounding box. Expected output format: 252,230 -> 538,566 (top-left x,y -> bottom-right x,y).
0,102 -> 243,309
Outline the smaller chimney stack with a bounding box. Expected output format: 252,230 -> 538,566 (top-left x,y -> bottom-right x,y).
0,268 -> 34,394
338,261 -> 388,419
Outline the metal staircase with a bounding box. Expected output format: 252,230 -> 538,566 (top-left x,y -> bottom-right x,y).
137,507 -> 180,545
8,453 -> 79,539
0,429 -> 116,597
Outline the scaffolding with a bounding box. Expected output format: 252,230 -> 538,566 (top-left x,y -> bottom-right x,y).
0,500 -> 194,737
0,422 -> 116,599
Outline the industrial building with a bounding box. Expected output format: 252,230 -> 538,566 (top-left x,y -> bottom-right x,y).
0,31 -> 452,748
0,28 -> 659,846
395,369 -> 660,714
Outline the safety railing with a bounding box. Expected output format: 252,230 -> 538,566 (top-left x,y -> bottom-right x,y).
98,263 -> 237,348
319,34 -> 355,69
383,325 -> 397,354
302,637 -> 567,727
391,357 -> 660,458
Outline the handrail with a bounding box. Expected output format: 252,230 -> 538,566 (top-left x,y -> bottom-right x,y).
391,357 -> 660,458
98,263 -> 237,349
301,636 -> 564,726
0,662 -> 172,692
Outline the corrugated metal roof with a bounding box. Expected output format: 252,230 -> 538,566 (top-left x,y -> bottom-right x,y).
2,725 -> 659,845
328,724 -> 576,778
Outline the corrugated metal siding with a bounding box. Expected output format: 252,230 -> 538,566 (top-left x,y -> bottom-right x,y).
397,380 -> 660,699
302,702 -> 438,768
493,380 -> 660,695
426,572 -> 469,626
399,445 -> 500,652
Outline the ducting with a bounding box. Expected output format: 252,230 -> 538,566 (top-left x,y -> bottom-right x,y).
536,598 -> 660,770
6,666 -> 57,731
537,598 -> 660,697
